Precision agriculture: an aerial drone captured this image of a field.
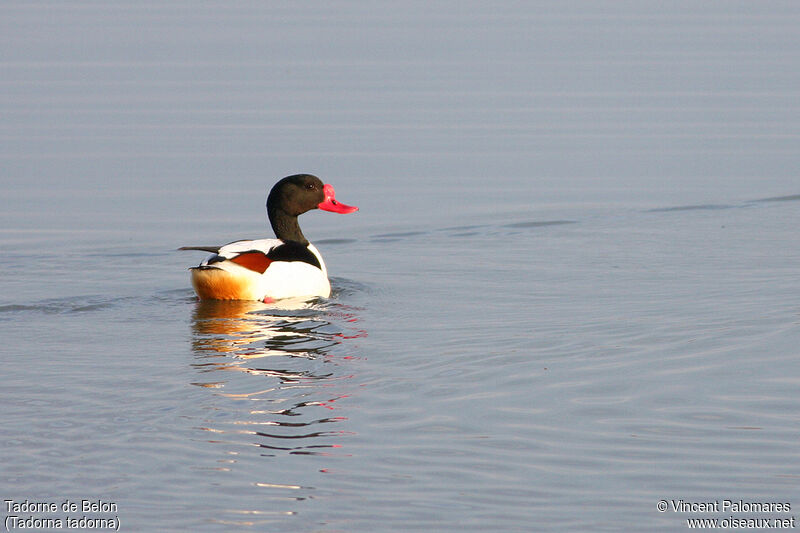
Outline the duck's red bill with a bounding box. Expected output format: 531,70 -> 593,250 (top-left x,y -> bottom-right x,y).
319,184 -> 359,214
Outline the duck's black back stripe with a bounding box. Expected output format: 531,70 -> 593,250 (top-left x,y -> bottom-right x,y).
266,241 -> 321,269
179,246 -> 221,253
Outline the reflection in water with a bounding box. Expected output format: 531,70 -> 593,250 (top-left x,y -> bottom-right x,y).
189,297 -> 366,460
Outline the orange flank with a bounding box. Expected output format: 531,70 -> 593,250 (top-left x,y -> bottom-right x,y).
190,268 -> 255,300
230,252 -> 273,274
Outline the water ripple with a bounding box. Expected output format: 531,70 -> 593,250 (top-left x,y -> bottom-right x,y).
754,193 -> 800,203
0,297 -> 116,316
503,219 -> 576,228
647,203 -> 735,212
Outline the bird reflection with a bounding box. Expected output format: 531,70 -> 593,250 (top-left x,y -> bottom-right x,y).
188,297 -> 365,457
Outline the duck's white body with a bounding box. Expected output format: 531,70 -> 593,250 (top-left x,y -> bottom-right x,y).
189,240 -> 330,301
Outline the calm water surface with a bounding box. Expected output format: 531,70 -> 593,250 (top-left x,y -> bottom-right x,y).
2,2 -> 800,531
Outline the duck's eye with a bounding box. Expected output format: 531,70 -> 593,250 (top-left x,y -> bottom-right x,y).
305,183 -> 316,190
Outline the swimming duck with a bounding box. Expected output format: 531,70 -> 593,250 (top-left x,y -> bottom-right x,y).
181,174 -> 358,301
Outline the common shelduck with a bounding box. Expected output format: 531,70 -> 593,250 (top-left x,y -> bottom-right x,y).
181,174 -> 358,302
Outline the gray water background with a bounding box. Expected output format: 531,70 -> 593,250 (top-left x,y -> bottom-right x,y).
2,2 -> 800,531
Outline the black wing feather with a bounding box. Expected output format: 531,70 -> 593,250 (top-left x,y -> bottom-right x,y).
178,246 -> 221,253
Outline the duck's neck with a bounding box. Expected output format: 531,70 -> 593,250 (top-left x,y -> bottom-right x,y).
268,207 -> 308,245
